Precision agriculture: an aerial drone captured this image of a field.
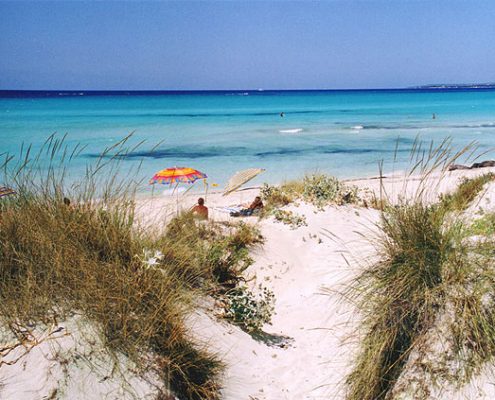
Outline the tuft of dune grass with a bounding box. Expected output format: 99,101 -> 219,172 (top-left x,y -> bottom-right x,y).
347,202 -> 448,400
439,173 -> 494,214
346,139 -> 495,400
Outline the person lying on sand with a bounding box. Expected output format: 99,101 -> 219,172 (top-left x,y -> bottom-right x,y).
191,197 -> 208,220
230,196 -> 263,217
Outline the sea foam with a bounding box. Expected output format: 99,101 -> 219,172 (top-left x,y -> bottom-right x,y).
279,128 -> 303,134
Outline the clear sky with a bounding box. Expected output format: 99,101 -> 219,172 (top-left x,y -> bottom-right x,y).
1,0 -> 494,90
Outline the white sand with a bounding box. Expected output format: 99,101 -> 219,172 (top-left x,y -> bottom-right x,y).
0,317 -> 165,400
189,203 -> 380,399
3,167 -> 495,399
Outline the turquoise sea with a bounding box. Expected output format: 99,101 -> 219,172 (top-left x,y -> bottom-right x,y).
1,89 -> 495,192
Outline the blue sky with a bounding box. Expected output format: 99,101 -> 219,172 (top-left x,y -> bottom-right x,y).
1,0 -> 494,90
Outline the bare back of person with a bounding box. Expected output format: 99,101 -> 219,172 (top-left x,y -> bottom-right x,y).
191,197 -> 208,220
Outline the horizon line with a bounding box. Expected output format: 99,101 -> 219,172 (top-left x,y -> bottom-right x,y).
1,84 -> 495,95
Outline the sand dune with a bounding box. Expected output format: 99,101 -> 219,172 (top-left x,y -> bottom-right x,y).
3,168 -> 495,399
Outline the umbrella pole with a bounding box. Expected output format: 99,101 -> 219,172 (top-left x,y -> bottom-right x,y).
204,179 -> 208,202
174,182 -> 180,215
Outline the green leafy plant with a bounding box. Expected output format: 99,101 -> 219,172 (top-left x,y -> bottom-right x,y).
302,174 -> 342,205
272,209 -> 307,229
261,174 -> 359,213
223,285 -> 275,332
468,212 -> 495,236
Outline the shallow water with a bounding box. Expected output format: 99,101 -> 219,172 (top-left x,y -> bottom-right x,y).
1,89 -> 495,192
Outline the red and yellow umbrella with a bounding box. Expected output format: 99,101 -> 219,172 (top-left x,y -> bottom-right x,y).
149,167 -> 207,185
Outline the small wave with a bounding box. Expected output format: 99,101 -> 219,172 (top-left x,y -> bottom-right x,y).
279,128 -> 303,134
351,123 -> 495,131
452,123 -> 495,128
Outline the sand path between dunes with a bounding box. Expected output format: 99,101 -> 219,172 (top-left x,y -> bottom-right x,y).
188,203 -> 381,400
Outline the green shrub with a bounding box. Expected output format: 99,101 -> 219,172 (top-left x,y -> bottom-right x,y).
302,174 -> 359,207
302,174 -> 342,205
223,284 -> 275,332
468,212 -> 495,236
260,174 -> 359,217
272,209 -> 307,229
260,183 -> 292,207
157,213 -> 263,290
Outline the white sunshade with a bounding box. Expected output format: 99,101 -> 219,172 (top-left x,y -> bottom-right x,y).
223,168 -> 265,196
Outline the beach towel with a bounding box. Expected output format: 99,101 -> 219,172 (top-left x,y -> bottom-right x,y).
214,205 -> 243,214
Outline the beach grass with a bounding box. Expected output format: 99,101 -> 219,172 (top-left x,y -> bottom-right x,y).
0,136 -> 261,399
438,173 -> 494,214
346,141 -> 495,400
346,201 -> 449,400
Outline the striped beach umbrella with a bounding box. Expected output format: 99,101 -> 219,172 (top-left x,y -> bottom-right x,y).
149,167 -> 207,185
0,186 -> 16,198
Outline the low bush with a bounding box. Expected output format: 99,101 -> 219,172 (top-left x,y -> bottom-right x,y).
222,284 -> 275,332
259,182 -> 297,213
468,212 -> 495,236
272,209 -> 307,229
158,213 -> 263,290
301,174 -> 349,207
261,173 -> 359,212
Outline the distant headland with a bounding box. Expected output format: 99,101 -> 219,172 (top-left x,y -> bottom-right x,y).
410,82 -> 495,89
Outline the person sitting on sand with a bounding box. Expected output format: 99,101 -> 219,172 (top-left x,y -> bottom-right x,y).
191,197 -> 208,220
231,196 -> 264,217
